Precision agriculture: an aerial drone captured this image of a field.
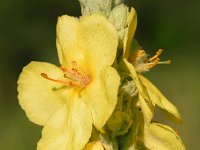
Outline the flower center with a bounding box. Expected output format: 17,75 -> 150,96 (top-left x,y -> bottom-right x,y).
129,49 -> 171,73
41,61 -> 92,87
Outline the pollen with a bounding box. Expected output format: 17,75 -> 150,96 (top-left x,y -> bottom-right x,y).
41,62 -> 92,87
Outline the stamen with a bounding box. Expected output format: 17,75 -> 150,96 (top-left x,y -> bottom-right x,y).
158,60 -> 171,64
61,66 -> 91,86
148,58 -> 160,69
41,62 -> 92,87
146,49 -> 171,69
41,73 -> 78,86
130,49 -> 171,73
60,66 -> 67,72
148,49 -> 163,62
128,50 -> 146,63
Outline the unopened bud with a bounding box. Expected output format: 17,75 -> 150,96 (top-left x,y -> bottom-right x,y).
109,4 -> 128,48
79,0 -> 112,17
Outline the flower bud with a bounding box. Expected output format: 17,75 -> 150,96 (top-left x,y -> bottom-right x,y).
109,4 -> 128,48
79,0 -> 112,17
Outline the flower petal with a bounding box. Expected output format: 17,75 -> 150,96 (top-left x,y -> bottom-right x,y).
121,59 -> 150,102
84,67 -> 120,131
138,75 -> 182,123
120,59 -> 154,125
37,102 -> 92,150
18,61 -> 68,125
84,141 -> 104,150
138,93 -> 154,125
56,15 -> 88,69
80,14 -> 118,71
123,8 -> 137,59
56,14 -> 118,71
144,123 -> 185,150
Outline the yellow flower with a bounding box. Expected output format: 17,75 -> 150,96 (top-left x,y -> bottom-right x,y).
18,14 -> 120,149
118,8 -> 185,149
120,7 -> 181,124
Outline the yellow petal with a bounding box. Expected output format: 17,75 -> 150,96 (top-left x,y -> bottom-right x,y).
123,8 -> 137,59
138,94 -> 154,125
56,15 -> 88,69
144,123 -> 185,150
38,102 -> 92,150
138,75 -> 182,123
80,14 -> 118,72
84,67 -> 120,131
84,141 -> 104,150
120,59 -> 154,125
18,61 -> 67,125
56,14 -> 118,71
121,59 -> 149,101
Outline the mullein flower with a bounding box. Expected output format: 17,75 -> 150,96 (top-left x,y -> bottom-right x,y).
17,0 -> 185,149
17,14 -> 120,149
121,6 -> 181,125
119,6 -> 185,149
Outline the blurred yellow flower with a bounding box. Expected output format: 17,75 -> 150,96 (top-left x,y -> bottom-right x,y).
18,14 -> 120,149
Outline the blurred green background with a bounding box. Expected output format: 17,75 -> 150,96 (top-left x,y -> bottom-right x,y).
0,0 -> 199,149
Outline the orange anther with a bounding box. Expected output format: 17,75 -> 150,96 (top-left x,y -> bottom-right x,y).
148,58 -> 160,69
60,66 -> 67,72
